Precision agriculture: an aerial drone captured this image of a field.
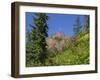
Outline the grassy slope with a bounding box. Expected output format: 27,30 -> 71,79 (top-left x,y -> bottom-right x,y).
46,33 -> 89,66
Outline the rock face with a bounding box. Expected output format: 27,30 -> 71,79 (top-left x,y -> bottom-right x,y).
52,32 -> 65,39
46,32 -> 70,53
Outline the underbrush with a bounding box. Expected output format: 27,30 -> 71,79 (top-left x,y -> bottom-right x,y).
45,33 -> 89,66
26,33 -> 89,67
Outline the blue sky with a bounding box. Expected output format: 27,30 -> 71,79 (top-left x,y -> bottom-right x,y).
26,12 -> 85,37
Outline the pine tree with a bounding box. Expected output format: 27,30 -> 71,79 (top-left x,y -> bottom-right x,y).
26,13 -> 48,66
34,13 -> 48,65
26,27 -> 40,66
83,15 -> 89,33
73,16 -> 82,36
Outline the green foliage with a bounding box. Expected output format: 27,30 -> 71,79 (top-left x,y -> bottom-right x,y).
45,33 -> 89,66
26,13 -> 48,67
26,14 -> 90,67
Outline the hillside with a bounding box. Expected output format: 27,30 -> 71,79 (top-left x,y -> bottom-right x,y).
45,33 -> 89,66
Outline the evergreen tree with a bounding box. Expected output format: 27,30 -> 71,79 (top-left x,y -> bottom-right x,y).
83,15 -> 89,33
26,13 -> 48,66
73,16 -> 82,36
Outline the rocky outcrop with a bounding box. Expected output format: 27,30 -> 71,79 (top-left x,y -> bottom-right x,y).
46,32 -> 70,53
